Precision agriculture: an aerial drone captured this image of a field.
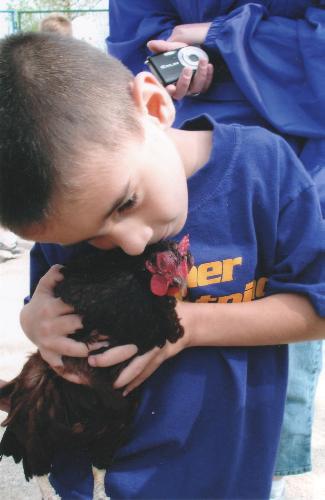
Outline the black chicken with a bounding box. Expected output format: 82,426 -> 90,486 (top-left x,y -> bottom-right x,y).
0,236 -> 193,500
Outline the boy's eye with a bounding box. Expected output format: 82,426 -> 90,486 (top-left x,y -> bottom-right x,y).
117,194 -> 137,213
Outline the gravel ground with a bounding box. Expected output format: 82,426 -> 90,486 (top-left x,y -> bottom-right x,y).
0,242 -> 324,499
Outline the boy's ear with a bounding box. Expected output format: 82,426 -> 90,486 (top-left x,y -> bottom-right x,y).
130,72 -> 175,128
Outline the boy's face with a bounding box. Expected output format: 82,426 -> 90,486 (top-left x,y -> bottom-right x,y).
22,120 -> 189,256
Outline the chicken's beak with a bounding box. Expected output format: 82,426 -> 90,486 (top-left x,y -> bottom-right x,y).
167,276 -> 188,299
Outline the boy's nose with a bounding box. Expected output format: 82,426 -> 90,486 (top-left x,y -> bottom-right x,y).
89,226 -> 153,256
117,227 -> 153,255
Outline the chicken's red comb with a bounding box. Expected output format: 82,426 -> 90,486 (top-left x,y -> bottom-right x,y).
177,235 -> 190,257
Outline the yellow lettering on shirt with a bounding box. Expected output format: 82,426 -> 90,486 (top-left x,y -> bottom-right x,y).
187,266 -> 198,288
196,295 -> 218,303
255,277 -> 268,298
194,277 -> 269,304
243,281 -> 256,302
218,293 -> 243,303
188,257 -> 243,288
186,254 -> 268,304
221,257 -> 243,282
197,261 -> 223,286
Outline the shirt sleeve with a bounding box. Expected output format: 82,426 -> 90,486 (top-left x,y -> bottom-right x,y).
266,184 -> 325,317
204,3 -> 325,138
107,0 -> 180,74
24,243 -> 51,303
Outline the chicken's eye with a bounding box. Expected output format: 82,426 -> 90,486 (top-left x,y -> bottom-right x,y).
117,194 -> 138,214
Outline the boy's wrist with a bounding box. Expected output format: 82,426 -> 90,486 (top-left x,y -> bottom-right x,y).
176,300 -> 199,349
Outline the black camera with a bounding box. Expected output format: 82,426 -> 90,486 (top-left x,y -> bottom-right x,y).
145,46 -> 209,86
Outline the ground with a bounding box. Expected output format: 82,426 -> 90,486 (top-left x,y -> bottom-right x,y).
0,241 -> 324,499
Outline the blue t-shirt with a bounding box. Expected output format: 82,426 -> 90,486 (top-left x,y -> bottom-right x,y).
30,118 -> 324,499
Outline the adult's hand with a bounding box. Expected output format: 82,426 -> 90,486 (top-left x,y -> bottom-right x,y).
147,27 -> 214,100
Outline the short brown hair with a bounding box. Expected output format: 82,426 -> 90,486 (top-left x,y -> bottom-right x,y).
40,14 -> 73,36
0,32 -> 140,230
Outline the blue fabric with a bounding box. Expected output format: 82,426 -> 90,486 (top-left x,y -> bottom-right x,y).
30,117 -> 325,498
204,4 -> 325,138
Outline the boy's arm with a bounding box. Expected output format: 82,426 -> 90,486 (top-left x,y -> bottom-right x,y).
88,293 -> 324,395
179,293 -> 325,348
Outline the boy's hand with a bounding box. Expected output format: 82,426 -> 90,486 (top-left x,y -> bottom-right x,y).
88,301 -> 192,395
20,265 -> 89,373
147,23 -> 214,100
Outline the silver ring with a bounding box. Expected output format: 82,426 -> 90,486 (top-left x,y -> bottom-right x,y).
191,92 -> 200,97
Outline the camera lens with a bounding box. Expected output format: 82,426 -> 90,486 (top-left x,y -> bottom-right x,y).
178,46 -> 209,69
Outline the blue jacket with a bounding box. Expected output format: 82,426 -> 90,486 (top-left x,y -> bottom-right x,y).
107,1 -> 325,210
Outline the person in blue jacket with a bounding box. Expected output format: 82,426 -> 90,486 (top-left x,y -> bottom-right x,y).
0,32 -> 324,500
107,2 -> 325,496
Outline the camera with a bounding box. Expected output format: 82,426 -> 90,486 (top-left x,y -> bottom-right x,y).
145,46 -> 209,86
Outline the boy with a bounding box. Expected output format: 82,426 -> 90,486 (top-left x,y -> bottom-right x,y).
0,32 -> 324,499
